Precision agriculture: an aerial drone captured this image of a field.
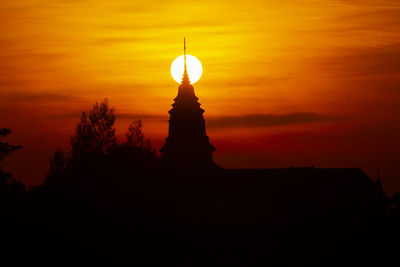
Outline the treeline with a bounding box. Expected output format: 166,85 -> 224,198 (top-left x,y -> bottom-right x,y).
1,99 -> 400,266
0,99 -> 165,266
43,99 -> 158,190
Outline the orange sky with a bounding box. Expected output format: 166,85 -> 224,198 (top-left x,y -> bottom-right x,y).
1,0 -> 400,193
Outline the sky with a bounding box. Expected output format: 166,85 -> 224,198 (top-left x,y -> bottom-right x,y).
1,0 -> 400,193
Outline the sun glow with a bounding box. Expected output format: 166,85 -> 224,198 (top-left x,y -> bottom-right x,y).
171,55 -> 203,84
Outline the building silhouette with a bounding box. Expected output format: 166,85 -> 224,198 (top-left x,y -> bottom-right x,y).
161,39 -> 218,170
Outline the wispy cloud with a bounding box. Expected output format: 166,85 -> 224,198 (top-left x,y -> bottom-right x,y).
45,111 -> 342,129
46,111 -> 165,120
206,113 -> 345,129
318,43 -> 400,78
117,113 -> 165,120
0,91 -> 81,103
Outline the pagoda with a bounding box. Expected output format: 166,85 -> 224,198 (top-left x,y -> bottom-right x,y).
160,39 -> 218,170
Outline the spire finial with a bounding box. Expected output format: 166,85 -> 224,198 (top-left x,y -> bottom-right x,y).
184,37 -> 187,70
181,37 -> 190,84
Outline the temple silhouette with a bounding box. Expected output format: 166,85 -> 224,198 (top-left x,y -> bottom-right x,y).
160,39 -> 384,217
161,38 -> 218,170
154,40 -> 391,264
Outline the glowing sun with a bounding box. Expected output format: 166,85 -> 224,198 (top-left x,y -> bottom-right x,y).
171,55 -> 202,84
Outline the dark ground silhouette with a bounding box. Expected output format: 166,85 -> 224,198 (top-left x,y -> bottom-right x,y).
1,99 -> 400,266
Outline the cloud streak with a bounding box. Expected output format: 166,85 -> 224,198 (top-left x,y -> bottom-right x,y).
206,112 -> 344,129
0,91 -> 82,103
47,111 -> 340,129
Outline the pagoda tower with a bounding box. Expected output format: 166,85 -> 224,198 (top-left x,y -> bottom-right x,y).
160,39 -> 218,170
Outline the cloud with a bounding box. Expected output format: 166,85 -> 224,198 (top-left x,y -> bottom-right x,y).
92,37 -> 143,45
46,111 -> 165,121
56,111 -> 342,128
45,111 -> 341,129
326,44 -> 400,78
117,113 -> 165,120
0,91 -> 81,103
206,112 -> 344,129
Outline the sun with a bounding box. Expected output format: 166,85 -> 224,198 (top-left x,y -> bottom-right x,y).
171,55 -> 202,84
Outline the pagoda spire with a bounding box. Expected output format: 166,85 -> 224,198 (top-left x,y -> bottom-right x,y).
181,37 -> 190,85
160,38 -> 218,170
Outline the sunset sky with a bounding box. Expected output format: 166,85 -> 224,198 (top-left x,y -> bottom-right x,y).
1,0 -> 400,193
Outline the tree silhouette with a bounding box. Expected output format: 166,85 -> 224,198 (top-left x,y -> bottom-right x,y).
44,101 -> 158,191
0,128 -> 23,161
43,148 -> 67,187
126,119 -> 152,150
0,128 -> 25,207
48,148 -> 66,176
70,99 -> 116,160
126,120 -> 144,147
109,119 -> 158,168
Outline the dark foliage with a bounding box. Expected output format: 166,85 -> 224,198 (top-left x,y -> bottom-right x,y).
0,128 -> 25,206
70,99 -> 117,160
1,101 -> 400,266
0,128 -> 23,161
0,128 -> 25,267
